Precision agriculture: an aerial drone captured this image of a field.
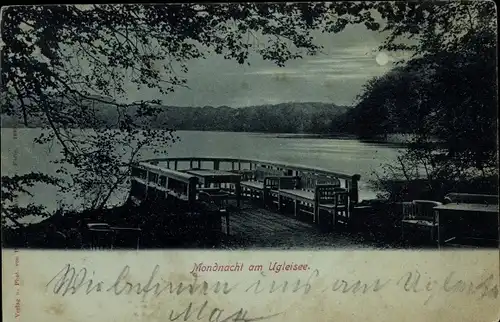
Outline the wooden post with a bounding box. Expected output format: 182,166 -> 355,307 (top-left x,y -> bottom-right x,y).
167,161 -> 170,169
350,175 -> 360,204
349,175 -> 360,218
174,161 -> 178,170
190,159 -> 194,169
214,160 -> 220,170
198,160 -> 201,168
231,162 -> 235,171
188,177 -> 198,205
238,161 -> 241,171
314,186 -> 319,223
345,179 -> 350,215
235,182 -> 241,208
436,209 -> 442,249
144,171 -> 149,198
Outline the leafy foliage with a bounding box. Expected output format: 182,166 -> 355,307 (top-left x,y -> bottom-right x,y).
1,3 -> 381,223
1,173 -> 61,227
351,1 -> 498,198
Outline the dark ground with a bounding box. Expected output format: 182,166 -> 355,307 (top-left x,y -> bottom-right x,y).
1,199 -> 417,250
2,199 -> 496,250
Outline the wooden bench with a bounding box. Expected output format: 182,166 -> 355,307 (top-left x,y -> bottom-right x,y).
240,166 -> 288,202
401,200 -> 442,244
318,187 -> 349,227
278,172 -> 342,223
198,190 -> 229,209
130,163 -> 199,205
267,175 -> 299,208
198,191 -> 230,234
110,227 -> 141,250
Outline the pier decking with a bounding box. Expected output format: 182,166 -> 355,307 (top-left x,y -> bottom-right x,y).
221,201 -> 375,249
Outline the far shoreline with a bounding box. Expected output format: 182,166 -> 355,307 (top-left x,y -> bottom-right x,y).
1,127 -> 412,144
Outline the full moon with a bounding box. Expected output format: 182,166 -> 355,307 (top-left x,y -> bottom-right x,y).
375,52 -> 390,66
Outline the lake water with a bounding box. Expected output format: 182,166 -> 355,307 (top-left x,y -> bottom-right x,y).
1,128 -> 403,224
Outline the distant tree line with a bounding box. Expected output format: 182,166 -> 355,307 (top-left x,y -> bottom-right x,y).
157,102 -> 350,133
2,101 -> 351,134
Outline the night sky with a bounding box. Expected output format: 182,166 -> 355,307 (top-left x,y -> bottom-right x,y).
122,23 -> 412,107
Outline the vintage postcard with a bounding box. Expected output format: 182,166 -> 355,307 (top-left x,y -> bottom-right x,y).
1,2 -> 499,322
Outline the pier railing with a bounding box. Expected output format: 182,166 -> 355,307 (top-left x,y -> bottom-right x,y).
140,156 -> 361,204
130,162 -> 198,204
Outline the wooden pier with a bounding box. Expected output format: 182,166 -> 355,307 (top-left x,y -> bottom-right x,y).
11,158 -> 496,250
72,157 -> 498,250
127,157 -> 362,243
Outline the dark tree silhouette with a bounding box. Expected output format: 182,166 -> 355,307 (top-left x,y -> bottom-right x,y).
352,1 -> 497,198
1,3 -> 381,224
1,2 -> 496,225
